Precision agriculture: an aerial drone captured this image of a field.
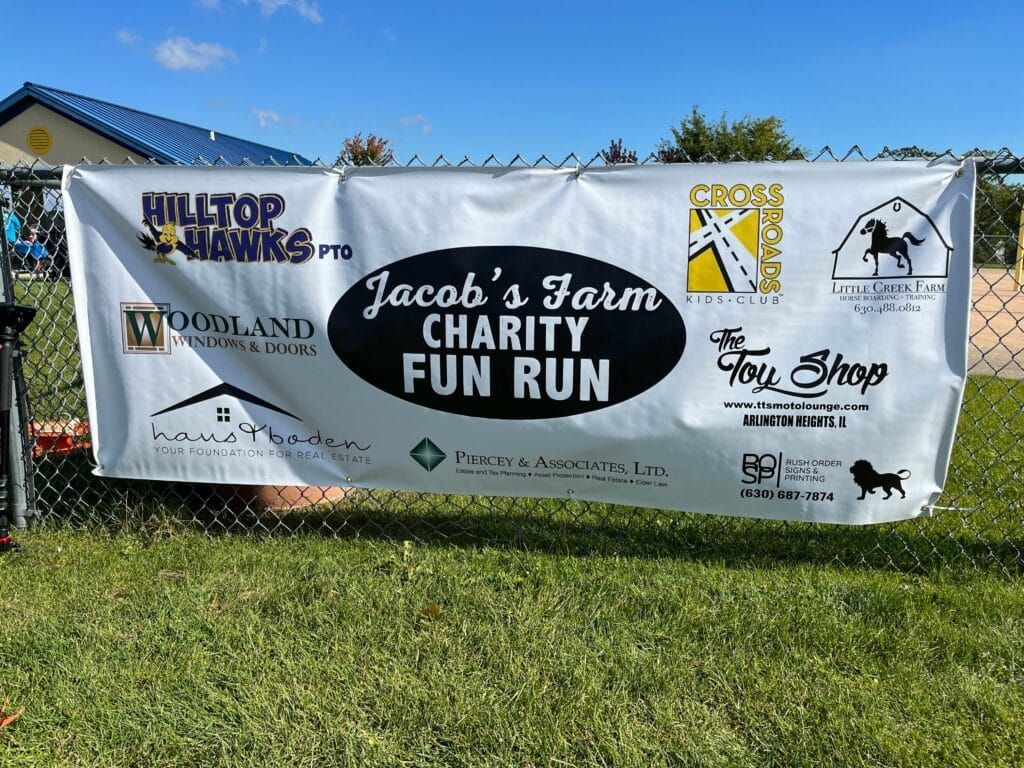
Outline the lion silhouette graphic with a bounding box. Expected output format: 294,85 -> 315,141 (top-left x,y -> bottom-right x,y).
850,459 -> 910,500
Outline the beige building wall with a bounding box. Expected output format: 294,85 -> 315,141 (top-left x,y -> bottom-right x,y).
0,103 -> 147,165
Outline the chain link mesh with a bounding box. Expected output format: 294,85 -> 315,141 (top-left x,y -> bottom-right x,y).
3,150 -> 1021,573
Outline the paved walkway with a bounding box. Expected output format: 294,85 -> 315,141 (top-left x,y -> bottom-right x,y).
970,268 -> 1024,379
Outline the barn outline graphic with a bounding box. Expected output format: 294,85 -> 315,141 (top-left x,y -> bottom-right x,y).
831,197 -> 952,280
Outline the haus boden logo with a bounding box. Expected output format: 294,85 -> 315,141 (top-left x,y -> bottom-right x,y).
150,382 -> 300,419
686,182 -> 784,298
120,301 -> 317,357
148,381 -> 371,464
137,192 -> 352,265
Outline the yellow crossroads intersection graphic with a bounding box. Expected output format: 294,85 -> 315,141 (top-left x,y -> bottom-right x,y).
687,208 -> 761,293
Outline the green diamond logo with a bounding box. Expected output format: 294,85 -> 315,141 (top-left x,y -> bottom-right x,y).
410,437 -> 446,471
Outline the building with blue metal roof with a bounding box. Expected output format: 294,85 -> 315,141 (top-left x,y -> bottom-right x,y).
0,82 -> 310,165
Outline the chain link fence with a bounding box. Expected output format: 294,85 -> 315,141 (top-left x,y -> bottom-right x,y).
2,150 -> 1022,573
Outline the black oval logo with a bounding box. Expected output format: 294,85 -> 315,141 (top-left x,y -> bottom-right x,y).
328,246 -> 685,419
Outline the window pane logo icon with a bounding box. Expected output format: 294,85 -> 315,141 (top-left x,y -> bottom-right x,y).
409,438 -> 446,471
121,302 -> 170,354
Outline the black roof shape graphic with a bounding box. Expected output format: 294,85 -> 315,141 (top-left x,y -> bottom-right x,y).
150,382 -> 299,420
832,196 -> 953,255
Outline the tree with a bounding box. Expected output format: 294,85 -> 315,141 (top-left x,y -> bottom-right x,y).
886,146 -> 938,159
600,138 -> 638,165
975,175 -> 1023,266
890,147 -> 1023,266
335,133 -> 394,166
656,106 -> 799,162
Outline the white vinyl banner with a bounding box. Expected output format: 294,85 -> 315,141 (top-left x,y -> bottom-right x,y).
63,161 -> 974,524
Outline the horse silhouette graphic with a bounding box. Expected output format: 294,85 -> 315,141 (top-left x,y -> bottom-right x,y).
860,218 -> 925,276
832,197 -> 952,280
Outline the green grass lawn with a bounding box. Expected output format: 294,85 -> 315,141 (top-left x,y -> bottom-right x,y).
0,529 -> 1021,768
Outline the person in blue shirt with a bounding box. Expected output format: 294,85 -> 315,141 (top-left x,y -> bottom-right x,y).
1,196 -> 20,244
13,227 -> 50,275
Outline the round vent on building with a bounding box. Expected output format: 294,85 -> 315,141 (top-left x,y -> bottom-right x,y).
27,126 -> 53,155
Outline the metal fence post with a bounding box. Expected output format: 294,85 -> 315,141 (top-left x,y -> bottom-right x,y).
0,183 -> 36,528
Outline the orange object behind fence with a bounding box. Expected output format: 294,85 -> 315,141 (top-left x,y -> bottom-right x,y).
29,419 -> 90,457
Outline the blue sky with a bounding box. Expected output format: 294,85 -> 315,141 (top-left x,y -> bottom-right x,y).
2,0 -> 1021,162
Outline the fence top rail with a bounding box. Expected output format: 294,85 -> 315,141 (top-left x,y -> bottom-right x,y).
1,148 -> 1022,181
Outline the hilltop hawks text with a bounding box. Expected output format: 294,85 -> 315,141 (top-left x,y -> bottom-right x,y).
142,192 -> 350,264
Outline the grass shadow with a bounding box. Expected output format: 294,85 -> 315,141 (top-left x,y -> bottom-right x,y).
30,451 -> 1023,574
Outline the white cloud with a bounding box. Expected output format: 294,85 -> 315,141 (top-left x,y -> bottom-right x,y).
116,28 -> 140,45
381,28 -> 397,42
240,0 -> 322,22
251,108 -> 281,129
154,37 -> 237,71
199,0 -> 323,23
257,37 -> 269,54
283,0 -> 322,23
400,114 -> 433,135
